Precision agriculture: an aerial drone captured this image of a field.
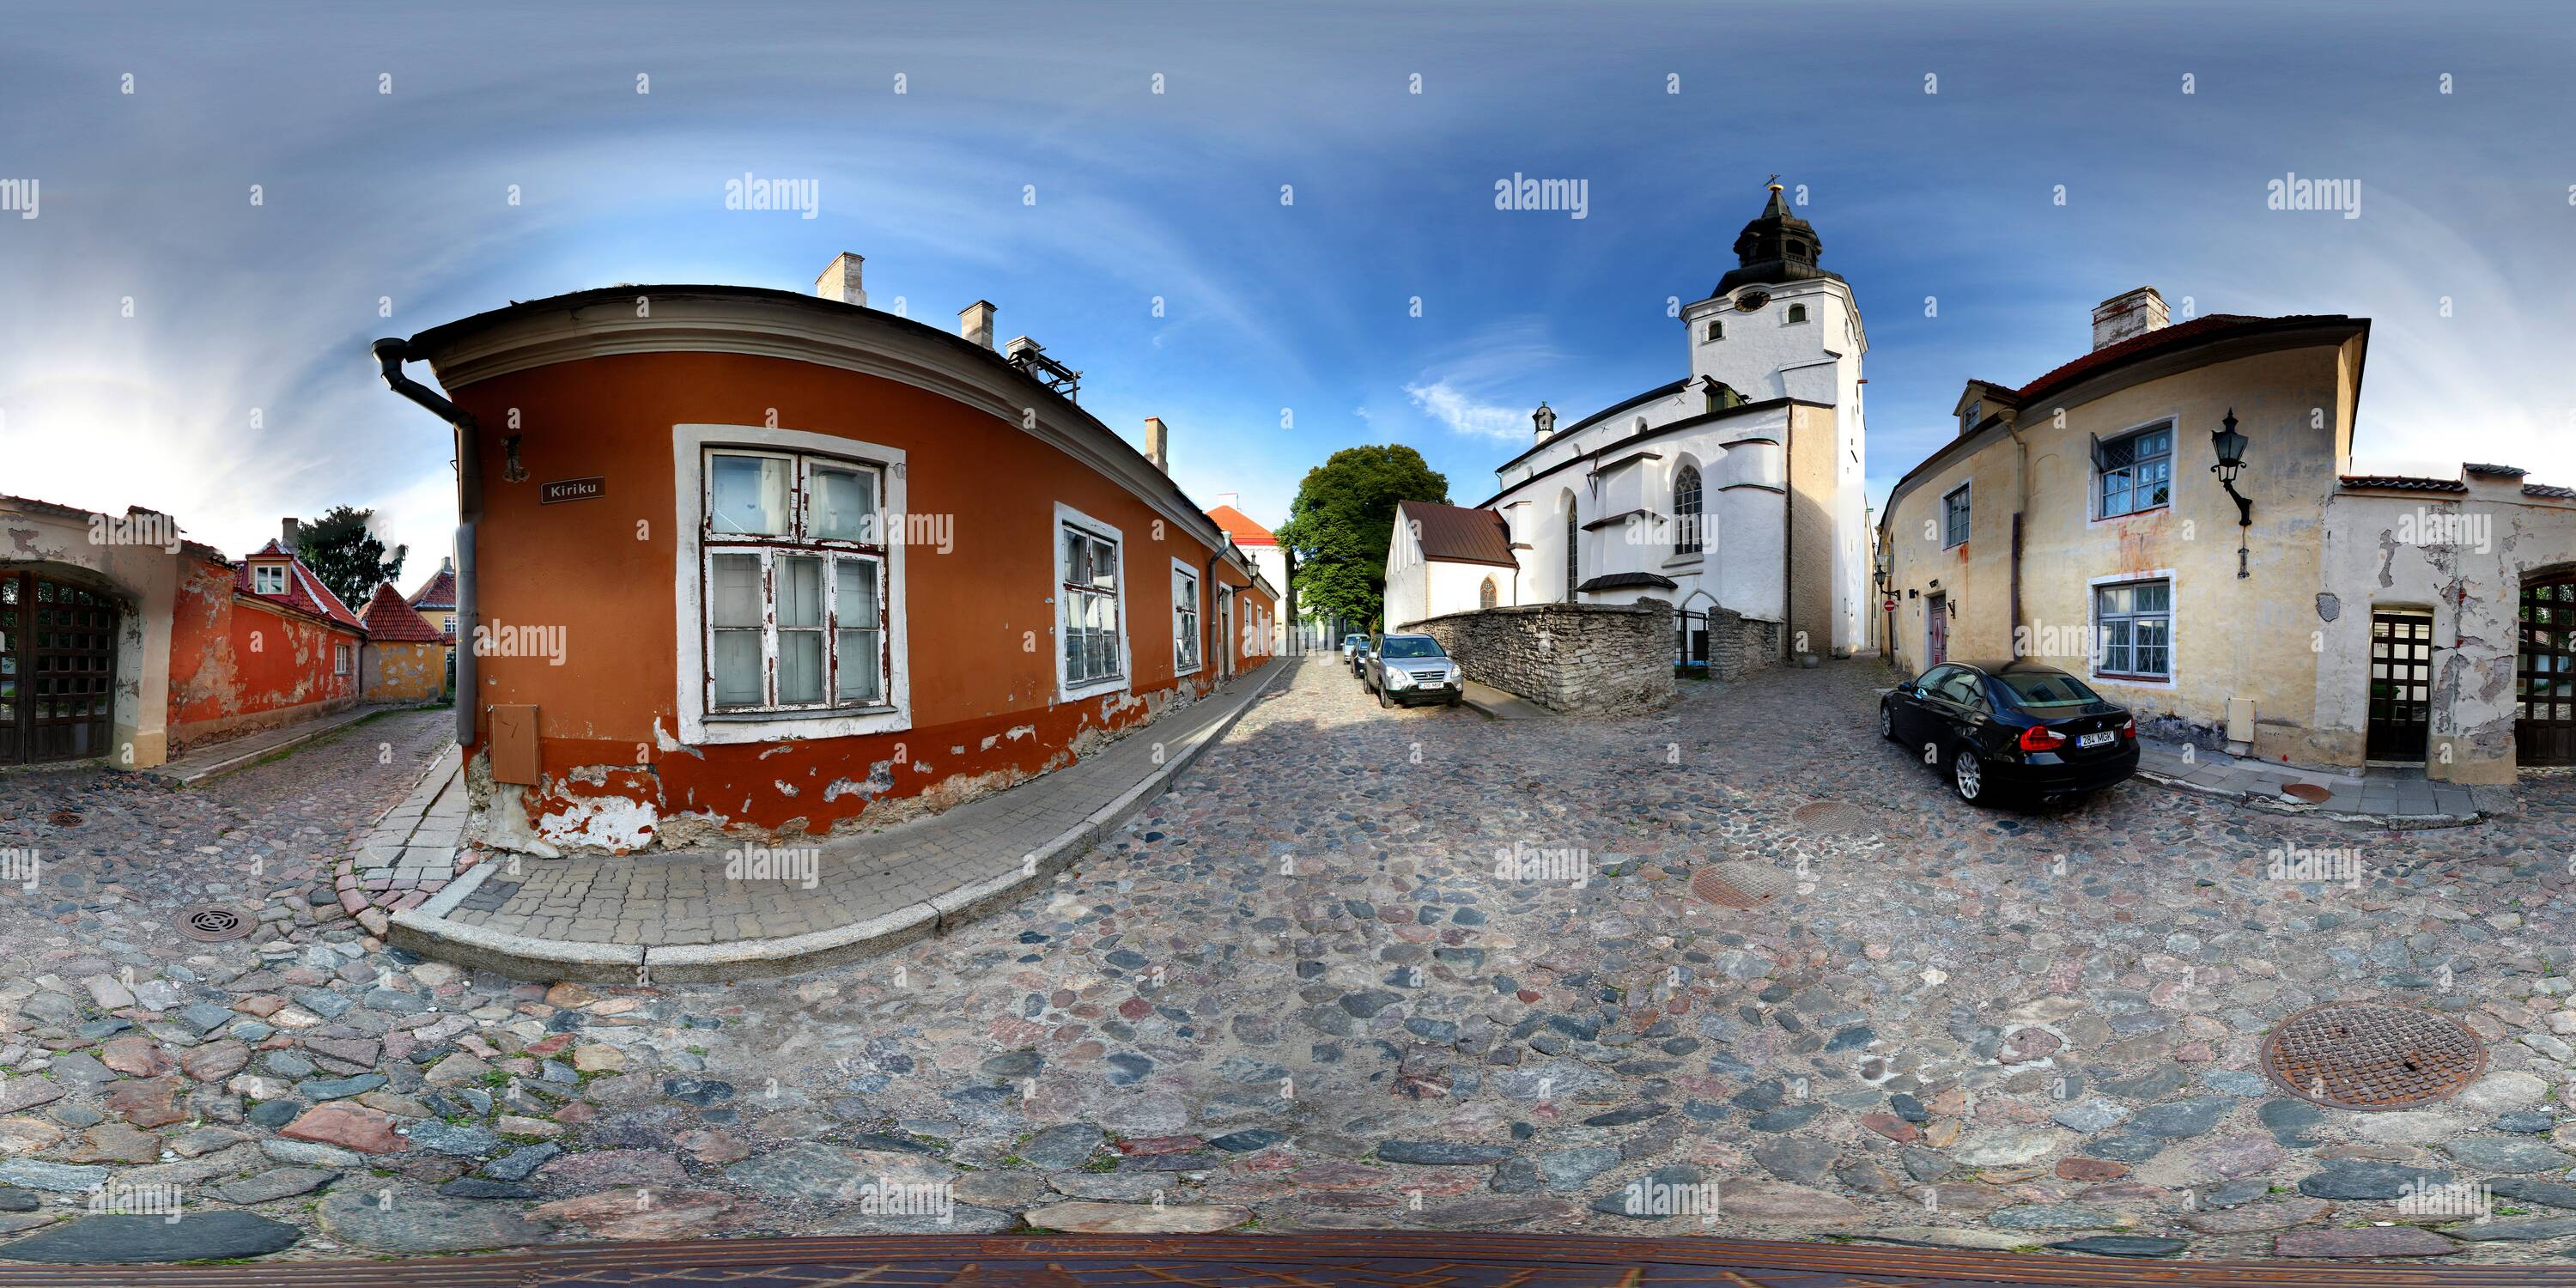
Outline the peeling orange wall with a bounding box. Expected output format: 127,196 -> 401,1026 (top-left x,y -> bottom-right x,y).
444,350 -> 1259,842
167,560 -> 361,749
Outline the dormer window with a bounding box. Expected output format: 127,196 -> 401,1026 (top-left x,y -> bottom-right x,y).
252,564 -> 286,595
1962,399 -> 1983,434
1704,319 -> 1723,343
1785,303 -> 1808,325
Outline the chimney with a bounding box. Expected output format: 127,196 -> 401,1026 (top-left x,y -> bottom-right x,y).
958,300 -> 996,349
1144,417 -> 1170,472
814,252 -> 866,307
280,517 -> 301,552
2091,287 -> 2169,351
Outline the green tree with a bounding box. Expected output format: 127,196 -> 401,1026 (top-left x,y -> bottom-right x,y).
296,505 -> 407,611
1273,445 -> 1448,631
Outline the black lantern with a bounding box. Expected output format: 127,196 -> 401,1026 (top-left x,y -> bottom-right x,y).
2208,408 -> 2253,578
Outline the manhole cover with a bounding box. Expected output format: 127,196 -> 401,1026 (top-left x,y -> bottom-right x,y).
179,906 -> 253,942
1691,861 -> 1797,909
2282,782 -> 2333,804
1789,800 -> 1873,835
2260,1002 -> 2487,1110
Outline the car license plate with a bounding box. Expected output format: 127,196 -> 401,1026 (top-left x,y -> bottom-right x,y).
2077,731 -> 2115,748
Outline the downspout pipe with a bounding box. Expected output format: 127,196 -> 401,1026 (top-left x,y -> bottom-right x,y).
372,337 -> 481,747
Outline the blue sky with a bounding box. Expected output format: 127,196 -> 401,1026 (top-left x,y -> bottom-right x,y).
4,2 -> 2571,577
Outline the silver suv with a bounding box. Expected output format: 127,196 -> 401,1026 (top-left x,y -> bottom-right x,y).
1364,634 -> 1463,708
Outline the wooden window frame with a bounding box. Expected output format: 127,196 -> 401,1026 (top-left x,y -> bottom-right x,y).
1171,557 -> 1202,678
1941,482 -> 1971,550
2091,575 -> 2174,683
252,564 -> 287,595
1054,502 -> 1130,702
2093,420 -> 2176,521
698,445 -> 895,718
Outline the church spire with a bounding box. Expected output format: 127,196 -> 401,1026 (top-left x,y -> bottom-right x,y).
1716,179 -> 1844,296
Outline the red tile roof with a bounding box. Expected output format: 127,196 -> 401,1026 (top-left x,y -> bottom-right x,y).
356,582 -> 445,642
1397,500 -> 1517,568
407,561 -> 457,611
2340,474 -> 2466,493
234,540 -> 364,629
1206,504 -> 1275,547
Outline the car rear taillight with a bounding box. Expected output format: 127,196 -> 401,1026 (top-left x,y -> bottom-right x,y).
2018,725 -> 2068,753
2119,715 -> 2137,741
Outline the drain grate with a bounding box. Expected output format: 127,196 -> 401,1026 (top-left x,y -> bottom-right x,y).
179,905 -> 254,942
2260,1001 -> 2486,1110
1691,861 -> 1797,909
1789,800 -> 1873,835
2281,782 -> 2333,804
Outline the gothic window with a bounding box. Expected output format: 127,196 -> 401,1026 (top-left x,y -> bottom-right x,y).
1674,465 -> 1704,555
1564,499 -> 1578,600
1479,577 -> 1498,610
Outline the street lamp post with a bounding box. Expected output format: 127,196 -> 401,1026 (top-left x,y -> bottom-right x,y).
2210,409 -> 2253,579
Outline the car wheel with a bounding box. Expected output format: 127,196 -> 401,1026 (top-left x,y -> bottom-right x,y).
1880,702 -> 1897,742
1951,747 -> 1989,805
1376,683 -> 1394,709
1446,692 -> 1461,708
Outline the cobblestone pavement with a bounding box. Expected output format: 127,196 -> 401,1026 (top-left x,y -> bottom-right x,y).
6,663 -> 2576,1265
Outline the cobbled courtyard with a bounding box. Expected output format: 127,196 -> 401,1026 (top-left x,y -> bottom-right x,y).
5,659 -> 2576,1263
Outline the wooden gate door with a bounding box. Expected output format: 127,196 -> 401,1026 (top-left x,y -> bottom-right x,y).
0,571 -> 120,765
2519,576 -> 2576,767
2366,610 -> 2433,761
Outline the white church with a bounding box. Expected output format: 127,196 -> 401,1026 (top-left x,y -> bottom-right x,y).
1386,183 -> 1872,670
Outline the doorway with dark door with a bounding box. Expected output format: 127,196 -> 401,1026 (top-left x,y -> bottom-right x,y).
2366,609 -> 2433,762
2518,576 -> 2576,767
0,570 -> 121,766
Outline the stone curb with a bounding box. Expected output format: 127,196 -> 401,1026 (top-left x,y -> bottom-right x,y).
335,740 -> 467,923
2136,767 -> 2484,830
386,659 -> 1295,985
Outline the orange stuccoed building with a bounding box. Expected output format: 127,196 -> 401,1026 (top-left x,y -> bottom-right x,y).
374,253 -> 1278,854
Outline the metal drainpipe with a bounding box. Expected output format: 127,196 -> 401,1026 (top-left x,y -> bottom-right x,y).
372,338 -> 481,747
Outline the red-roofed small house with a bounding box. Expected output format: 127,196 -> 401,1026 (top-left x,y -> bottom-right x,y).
167,519 -> 369,750
407,556 -> 459,697
356,583 -> 447,702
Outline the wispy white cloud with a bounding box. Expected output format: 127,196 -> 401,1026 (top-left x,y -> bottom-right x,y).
1404,380 -> 1528,441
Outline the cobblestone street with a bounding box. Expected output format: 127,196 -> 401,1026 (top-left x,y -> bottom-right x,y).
6,663 -> 2576,1264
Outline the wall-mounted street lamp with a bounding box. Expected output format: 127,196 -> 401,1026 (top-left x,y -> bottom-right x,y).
2209,409 -> 2252,579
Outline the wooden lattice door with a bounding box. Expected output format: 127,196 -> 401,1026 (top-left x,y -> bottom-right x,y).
0,572 -> 121,765
2519,577 -> 2576,767
2366,610 -> 2433,761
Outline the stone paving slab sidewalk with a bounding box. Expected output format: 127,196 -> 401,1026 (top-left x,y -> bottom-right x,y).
388,660 -> 1290,984
140,704 -> 415,786
2135,738 -> 2506,829
333,744 -> 469,936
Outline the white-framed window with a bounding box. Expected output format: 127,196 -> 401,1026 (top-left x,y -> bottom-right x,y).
701,446 -> 891,714
252,564 -> 286,595
1054,503 -> 1129,701
1785,302 -> 1808,324
1171,557 -> 1202,677
2093,578 -> 2172,680
2095,422 -> 2174,519
333,641 -> 353,677
1941,483 -> 1971,549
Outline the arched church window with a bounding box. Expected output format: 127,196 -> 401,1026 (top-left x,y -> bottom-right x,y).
1786,303 -> 1808,324
1479,577 -> 1498,610
1674,465 -> 1703,555
1704,319 -> 1723,343
1564,500 -> 1578,600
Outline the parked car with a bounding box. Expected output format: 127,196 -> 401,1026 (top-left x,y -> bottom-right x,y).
1881,659 -> 2137,805
1342,633 -> 1370,667
1364,633 -> 1463,708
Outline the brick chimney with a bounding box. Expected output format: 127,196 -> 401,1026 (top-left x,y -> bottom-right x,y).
958,300 -> 996,349
814,252 -> 866,307
280,517 -> 301,551
2091,287 -> 2170,351
1144,417 -> 1170,472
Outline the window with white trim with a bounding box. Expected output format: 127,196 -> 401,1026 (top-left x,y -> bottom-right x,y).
333,642 -> 353,677
2095,423 -> 2173,519
1941,483 -> 1971,549
1060,521 -> 1122,688
252,564 -> 286,595
2094,579 -> 2172,679
1172,562 -> 1201,676
702,447 -> 890,713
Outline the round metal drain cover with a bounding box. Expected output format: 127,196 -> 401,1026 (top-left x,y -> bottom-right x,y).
179,905 -> 253,942
2261,1002 -> 2486,1110
2281,782 -> 2333,804
1789,800 -> 1873,835
1691,861 -> 1797,909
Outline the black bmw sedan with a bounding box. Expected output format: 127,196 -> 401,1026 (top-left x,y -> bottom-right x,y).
1880,659 -> 2139,805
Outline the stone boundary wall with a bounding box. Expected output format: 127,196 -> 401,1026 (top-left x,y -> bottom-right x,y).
1400,601 -> 1674,715
1710,609 -> 1782,682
